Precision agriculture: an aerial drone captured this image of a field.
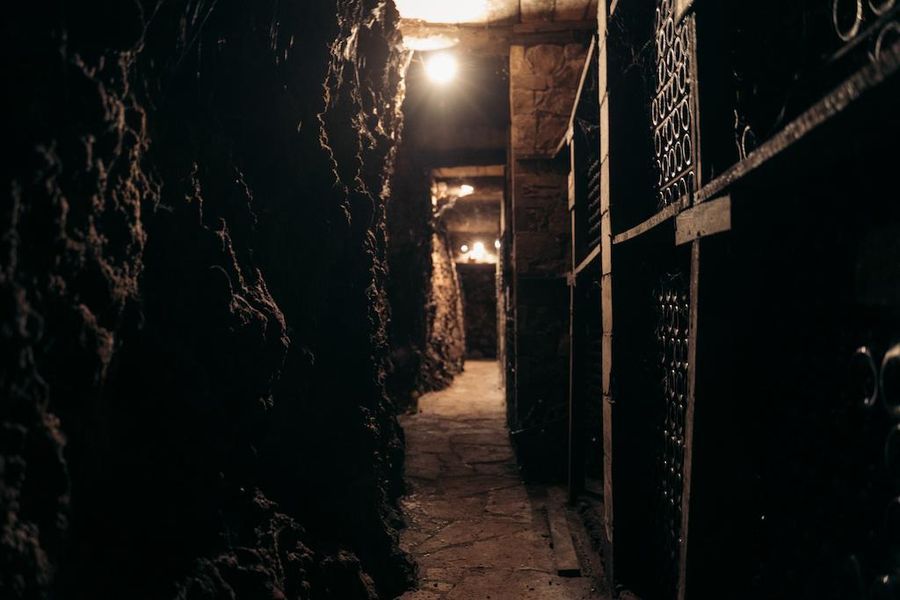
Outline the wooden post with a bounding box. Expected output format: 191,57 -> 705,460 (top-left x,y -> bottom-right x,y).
568,134 -> 579,503
596,0 -> 616,586
677,11 -> 702,600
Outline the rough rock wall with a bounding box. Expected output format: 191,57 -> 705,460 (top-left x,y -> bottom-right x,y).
385,146 -> 470,407
384,144 -> 431,411
422,232 -> 466,392
1,1 -> 412,599
458,264 -> 498,359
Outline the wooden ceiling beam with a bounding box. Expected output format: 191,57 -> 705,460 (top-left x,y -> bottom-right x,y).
400,19 -> 597,56
432,165 -> 506,179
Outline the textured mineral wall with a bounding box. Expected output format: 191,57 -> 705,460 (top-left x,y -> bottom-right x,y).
1,1 -> 413,598
384,144 -> 431,411
421,232 -> 467,393
457,264 -> 498,359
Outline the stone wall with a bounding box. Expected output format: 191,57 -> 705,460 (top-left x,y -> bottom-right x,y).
385,143 -> 432,411
512,159 -> 571,277
458,264 -> 498,359
506,41 -> 586,478
1,1 -> 413,598
511,44 -> 588,156
422,232 -> 466,391
508,158 -> 571,478
385,144 -> 474,407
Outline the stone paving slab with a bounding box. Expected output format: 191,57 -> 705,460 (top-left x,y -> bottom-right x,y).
398,361 -> 606,600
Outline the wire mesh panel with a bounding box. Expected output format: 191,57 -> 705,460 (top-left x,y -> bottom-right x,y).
611,226 -> 692,600
652,1 -> 698,209
683,91 -> 900,596
606,3 -> 699,598
654,273 -> 690,594
602,1 -> 900,598
586,153 -> 602,249
606,1 -> 660,232
573,44 -> 602,261
695,0 -> 900,175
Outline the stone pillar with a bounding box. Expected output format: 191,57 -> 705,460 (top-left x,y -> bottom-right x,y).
511,44 -> 588,156
506,41 -> 587,477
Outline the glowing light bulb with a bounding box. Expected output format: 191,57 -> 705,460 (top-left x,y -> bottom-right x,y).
494,239 -> 501,249
458,184 -> 475,197
425,53 -> 458,85
460,244 -> 469,253
471,241 -> 486,261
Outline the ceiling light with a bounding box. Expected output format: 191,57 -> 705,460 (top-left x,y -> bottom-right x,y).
458,184 -> 475,197
425,52 -> 458,85
461,244 -> 470,253
471,241 -> 487,261
494,239 -> 501,249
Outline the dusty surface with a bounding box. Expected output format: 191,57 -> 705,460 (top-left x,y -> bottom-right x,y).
398,361 -> 604,599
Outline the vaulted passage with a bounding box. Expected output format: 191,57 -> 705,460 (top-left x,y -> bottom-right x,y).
3,2 -> 900,600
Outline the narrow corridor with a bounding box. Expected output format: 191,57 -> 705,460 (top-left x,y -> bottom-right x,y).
399,361 -> 605,600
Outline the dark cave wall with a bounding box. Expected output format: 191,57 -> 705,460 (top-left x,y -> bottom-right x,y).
458,264 -> 498,359
385,146 -> 469,406
423,232 -> 466,392
384,143 -> 431,410
1,1 -> 412,599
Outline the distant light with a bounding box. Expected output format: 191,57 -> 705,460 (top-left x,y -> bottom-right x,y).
460,244 -> 469,253
431,195 -> 438,206
458,184 -> 475,197
425,53 -> 458,85
494,239 -> 501,249
396,0 -> 488,23
471,241 -> 487,261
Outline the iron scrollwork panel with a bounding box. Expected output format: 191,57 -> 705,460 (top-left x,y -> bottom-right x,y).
652,0 -> 699,211
734,0 -> 900,160
655,274 -> 690,595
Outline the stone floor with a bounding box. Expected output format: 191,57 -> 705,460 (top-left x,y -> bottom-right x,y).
398,360 -> 606,600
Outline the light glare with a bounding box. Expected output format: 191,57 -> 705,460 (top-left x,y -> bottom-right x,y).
403,35 -> 459,52
471,241 -> 487,261
396,0 -> 488,24
459,184 -> 475,197
425,53 -> 458,85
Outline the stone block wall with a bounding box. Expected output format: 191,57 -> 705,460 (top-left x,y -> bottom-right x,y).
510,44 -> 588,156
507,158 -> 572,479
512,159 -> 571,277
505,41 -> 586,477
